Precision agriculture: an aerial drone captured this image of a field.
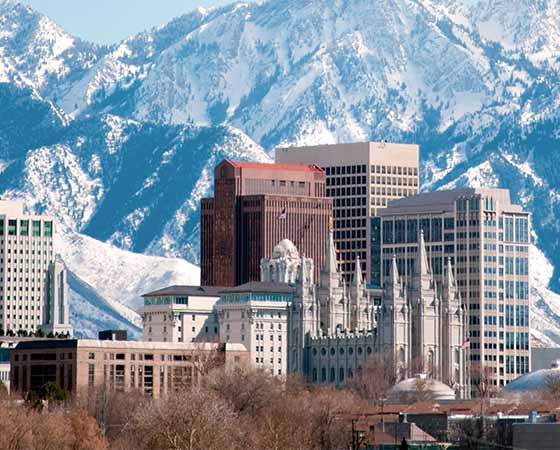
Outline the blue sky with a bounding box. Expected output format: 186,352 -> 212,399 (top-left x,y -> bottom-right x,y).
22,0 -> 240,45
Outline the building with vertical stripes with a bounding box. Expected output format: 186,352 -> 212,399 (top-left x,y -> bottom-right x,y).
201,160 -> 332,287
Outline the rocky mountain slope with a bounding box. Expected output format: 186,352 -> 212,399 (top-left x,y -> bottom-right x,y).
0,0 -> 559,342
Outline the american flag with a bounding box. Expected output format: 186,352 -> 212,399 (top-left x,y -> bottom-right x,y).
461,338 -> 471,349
277,208 -> 287,220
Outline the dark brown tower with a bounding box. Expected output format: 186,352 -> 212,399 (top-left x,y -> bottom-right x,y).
201,160 -> 332,287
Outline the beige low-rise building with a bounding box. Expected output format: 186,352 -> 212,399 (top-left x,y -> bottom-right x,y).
140,286 -> 223,343
216,281 -> 293,376
10,339 -> 248,398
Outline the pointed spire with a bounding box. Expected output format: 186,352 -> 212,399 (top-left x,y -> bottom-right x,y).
444,257 -> 456,288
324,226 -> 338,274
388,254 -> 400,286
444,257 -> 460,306
416,230 -> 431,276
353,256 -> 363,289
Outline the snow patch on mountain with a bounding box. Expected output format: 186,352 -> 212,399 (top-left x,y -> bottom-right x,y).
58,232 -> 200,329
4,144 -> 104,231
530,245 -> 560,347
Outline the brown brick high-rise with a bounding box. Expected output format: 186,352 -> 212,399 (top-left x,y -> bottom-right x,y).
201,160 -> 332,287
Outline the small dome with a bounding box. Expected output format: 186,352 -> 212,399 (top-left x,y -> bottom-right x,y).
272,239 -> 300,259
504,367 -> 560,393
388,375 -> 456,403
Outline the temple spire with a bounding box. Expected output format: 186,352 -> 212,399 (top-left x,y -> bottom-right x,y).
353,255 -> 363,289
389,254 -> 400,286
444,257 -> 460,306
444,257 -> 455,289
324,217 -> 338,274
417,230 -> 431,276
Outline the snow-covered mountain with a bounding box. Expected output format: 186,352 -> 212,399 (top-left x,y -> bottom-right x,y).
1,0 -> 560,343
0,82 -> 269,336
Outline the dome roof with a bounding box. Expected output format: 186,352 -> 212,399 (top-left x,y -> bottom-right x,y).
388,375 -> 456,403
272,239 -> 300,259
504,367 -> 560,393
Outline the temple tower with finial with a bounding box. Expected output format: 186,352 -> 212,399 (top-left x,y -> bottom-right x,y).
317,217 -> 346,335
410,230 -> 441,378
379,255 -> 410,377
350,255 -> 371,331
441,257 -> 467,397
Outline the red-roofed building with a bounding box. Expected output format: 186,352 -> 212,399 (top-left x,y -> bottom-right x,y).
201,159 -> 332,286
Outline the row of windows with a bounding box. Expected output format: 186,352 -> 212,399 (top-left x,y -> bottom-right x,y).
0,304 -> 42,310
371,176 -> 418,187
325,165 -> 367,175
327,186 -> 367,197
381,216 -> 529,245
326,176 -> 366,186
0,248 -> 52,255
373,187 -> 417,197
334,197 -> 366,208
255,356 -> 282,364
333,208 -> 367,219
0,314 -> 39,320
334,218 -> 367,230
255,345 -> 283,353
311,345 -> 373,357
312,366 -> 352,384
0,219 -> 53,237
325,163 -> 420,178
372,165 -> 418,176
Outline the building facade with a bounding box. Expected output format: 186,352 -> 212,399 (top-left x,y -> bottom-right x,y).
10,339 -> 248,399
0,200 -> 71,335
273,232 -> 468,398
275,142 -> 419,281
201,160 -> 332,287
147,231 -> 469,397
373,188 -> 531,386
141,286 -> 223,343
215,280 -> 293,376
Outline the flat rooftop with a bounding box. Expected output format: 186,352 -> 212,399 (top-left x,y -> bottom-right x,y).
275,141 -> 419,166
379,188 -> 525,216
224,159 -> 324,174
13,339 -> 246,352
220,281 -> 295,294
142,285 -> 226,298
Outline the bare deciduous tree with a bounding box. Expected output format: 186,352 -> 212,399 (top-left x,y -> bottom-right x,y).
0,403 -> 107,450
120,385 -> 244,450
545,373 -> 560,399
349,350 -> 399,404
471,364 -> 497,399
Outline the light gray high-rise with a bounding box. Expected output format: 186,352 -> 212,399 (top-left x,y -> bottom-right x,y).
373,188 -> 530,387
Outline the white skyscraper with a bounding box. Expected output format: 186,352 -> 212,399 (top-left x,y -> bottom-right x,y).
0,200 -> 70,335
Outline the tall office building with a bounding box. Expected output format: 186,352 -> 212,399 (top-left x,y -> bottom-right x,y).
373,188 -> 530,386
0,200 -> 71,335
201,160 -> 332,287
276,142 -> 419,281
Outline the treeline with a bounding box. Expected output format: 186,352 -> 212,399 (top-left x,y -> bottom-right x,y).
0,367 -> 368,450
0,328 -> 71,338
